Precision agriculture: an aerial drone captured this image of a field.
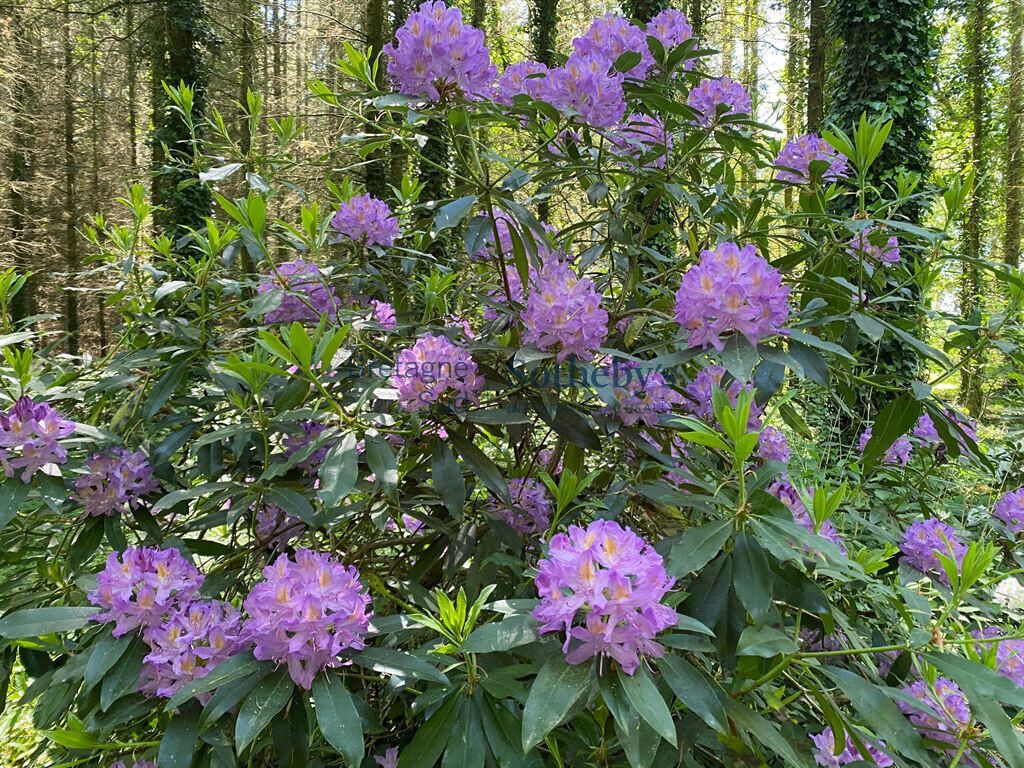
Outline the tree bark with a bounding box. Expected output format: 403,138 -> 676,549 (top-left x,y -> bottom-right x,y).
806,0 -> 824,130
1006,0 -> 1023,267
126,1 -> 139,173
63,0 -> 80,355
364,0 -> 388,197
471,0 -> 486,27
239,0 -> 256,158
389,0 -> 410,189
623,0 -> 669,21
691,0 -> 703,37
742,0 -> 760,92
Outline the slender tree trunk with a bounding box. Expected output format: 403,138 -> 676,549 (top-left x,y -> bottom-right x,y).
691,0 -> 703,37
721,0 -> 735,77
63,0 -> 80,355
623,0 -> 669,20
6,10 -> 36,323
960,0 -> 989,416
530,0 -> 559,220
389,0 -> 410,189
784,0 -> 806,207
91,17 -> 105,352
365,0 -> 388,197
126,2 -> 139,173
471,0 -> 486,27
806,0 -> 824,130
239,0 -> 256,157
272,0 -> 282,106
1006,0 -> 1023,267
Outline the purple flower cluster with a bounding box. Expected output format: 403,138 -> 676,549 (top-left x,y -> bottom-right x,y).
913,413 -> 940,444
899,677 -> 971,750
687,77 -> 751,126
89,547 -> 203,637
810,728 -> 893,767
392,333 -> 484,412
533,519 -> 676,675
994,488 -> 1024,535
605,365 -> 685,427
74,448 -> 159,517
773,134 -> 849,184
0,397 -> 75,482
757,426 -> 790,463
374,748 -> 399,768
674,242 -> 790,350
383,1 -> 497,101
684,365 -> 763,428
331,194 -> 401,246
609,113 -> 672,170
255,502 -> 305,549
857,427 -> 912,466
646,9 -> 694,52
769,480 -> 847,555
572,14 -> 653,80
522,262 -> 608,362
539,52 -> 626,128
484,264 -> 531,320
900,519 -> 967,582
495,61 -> 549,104
371,300 -> 398,330
972,626 -> 1024,687
283,420 -> 332,476
847,227 -> 900,265
488,477 -> 552,536
242,549 -> 372,689
258,259 -> 339,324
140,600 -> 243,698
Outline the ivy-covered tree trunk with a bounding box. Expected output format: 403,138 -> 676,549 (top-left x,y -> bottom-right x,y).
959,0 -> 991,416
150,0 -> 212,244
471,0 -> 486,27
623,0 -> 669,19
62,0 -> 79,355
389,0 -> 410,189
806,0 -> 824,130
364,0 -> 388,198
691,0 -> 703,37
1006,0 -> 1023,267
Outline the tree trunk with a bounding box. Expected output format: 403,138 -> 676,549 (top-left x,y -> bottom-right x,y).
1006,0 -> 1023,267
126,1 -> 139,173
691,0 -> 703,37
389,0 -> 410,189
365,0 -> 388,197
6,10 -> 36,324
530,0 -> 558,65
806,0 -> 824,130
471,0 -> 486,27
239,0 -> 256,158
62,0 -> 80,354
721,0 -> 735,78
960,0 -> 989,416
742,0 -> 760,92
623,0 -> 669,21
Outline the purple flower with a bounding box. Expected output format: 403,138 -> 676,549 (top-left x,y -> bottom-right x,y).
687,77 -> 751,126
646,9 -> 694,53
370,300 -> 398,330
495,61 -> 549,103
913,413 -> 940,444
533,519 -> 676,675
471,209 -> 560,263
769,480 -> 847,555
392,333 -> 484,412
800,628 -> 846,652
571,14 -> 654,80
402,514 -> 425,533
283,420 -> 333,476
484,264 -> 532,320
608,113 -> 672,170
74,449 -> 159,517
537,52 -> 626,128
258,259 -> 339,324
810,727 -> 893,767
89,547 -> 203,637
604,363 -> 685,427
488,477 -> 552,536
774,134 -> 849,184
899,678 -> 971,750
900,519 -> 967,582
383,1 -> 497,101
331,194 -> 401,246
521,262 -> 608,362
972,626 -> 1024,687
242,549 -> 372,689
847,226 -> 900,265
255,502 -> 305,549
0,397 -> 75,482
684,365 -> 763,429
140,600 -> 243,699
111,762 -> 157,768
857,427 -> 912,466
994,488 -> 1024,535
674,242 -> 790,350
374,748 -> 399,768
757,427 -> 790,464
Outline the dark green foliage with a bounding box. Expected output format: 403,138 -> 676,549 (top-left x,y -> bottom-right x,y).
622,0 -> 670,21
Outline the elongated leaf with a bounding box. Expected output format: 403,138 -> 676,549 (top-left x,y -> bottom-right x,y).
158,701 -> 200,768
450,432 -> 509,503
352,648 -> 449,685
432,439 -> 466,516
84,631 -> 133,689
0,607 -> 98,638
365,435 -> 398,498
442,693 -> 485,768
145,361 -> 189,419
460,614 -> 539,653
923,652 -> 1024,708
658,655 -> 727,734
398,693 -> 461,768
481,697 -> 539,768
619,666 -> 676,746
862,395 -> 921,473
521,657 -> 592,752
166,652 -> 270,710
723,697 -> 812,767
318,433 -> 358,508
736,626 -> 796,658
265,487 -> 316,526
235,668 -> 294,753
433,195 -> 477,235
666,519 -> 733,577
200,672 -> 268,729
312,672 -> 364,767
732,533 -> 773,621
152,482 -> 238,513
0,481 -> 30,533
100,640 -> 146,711
968,694 -> 1024,768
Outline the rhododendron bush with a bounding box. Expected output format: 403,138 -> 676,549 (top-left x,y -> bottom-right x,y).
2,4 -> 1024,768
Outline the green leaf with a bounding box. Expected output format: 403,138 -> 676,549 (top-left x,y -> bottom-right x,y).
819,667 -> 930,764
619,666 -> 676,746
666,520 -> 733,577
862,395 -> 921,473
723,698 -> 812,767
732,533 -> 773,621
442,693 -> 486,768
84,632 -> 133,689
145,360 -> 189,419
852,312 -> 885,342
450,432 -> 509,504
460,614 -> 539,653
481,696 -> 539,768
922,652 -> 1024,708
967,693 -> 1024,768
398,693 -> 461,768
658,655 -> 727,734
152,482 -> 238,513
433,195 -> 477,235
736,626 -> 796,658
265,487 -> 316,527
352,648 -> 449,685
432,439 -> 466,516
166,652 -> 270,711
235,668 -> 294,753
312,671 -> 364,767
158,701 -> 200,768
100,640 -> 146,711
365,435 -> 399,498
0,607 -> 98,638
521,657 -> 592,752
719,335 -> 759,382
200,673 -> 268,729
318,433 -> 358,508
0,481 -> 30,533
